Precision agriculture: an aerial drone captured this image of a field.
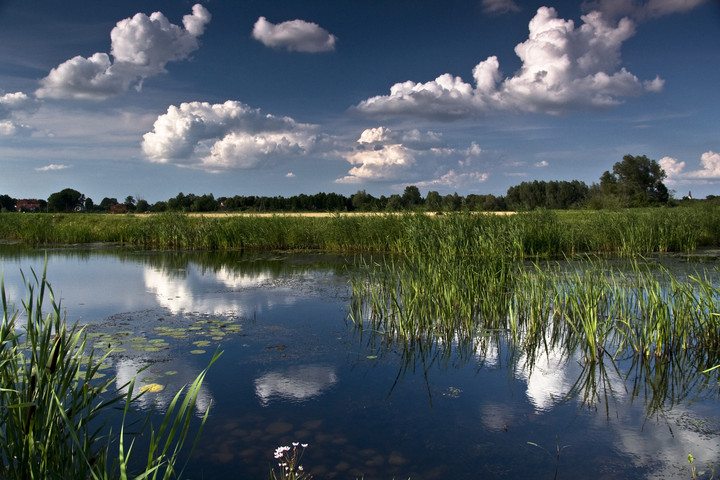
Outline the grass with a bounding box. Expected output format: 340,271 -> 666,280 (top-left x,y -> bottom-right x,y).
1,205 -> 719,255
0,264 -> 220,479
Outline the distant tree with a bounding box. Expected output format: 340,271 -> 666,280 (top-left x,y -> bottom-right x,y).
136,199 -> 149,213
84,197 -> 95,212
506,180 -> 588,210
324,192 -> 349,211
600,154 -> 669,206
351,190 -> 375,211
441,193 -> 462,211
0,194 -> 15,212
385,194 -> 403,211
425,191 -> 442,211
47,188 -> 85,212
124,196 -> 136,211
190,194 -> 217,212
150,201 -> 167,212
402,185 -> 422,209
465,194 -> 506,211
99,197 -> 118,212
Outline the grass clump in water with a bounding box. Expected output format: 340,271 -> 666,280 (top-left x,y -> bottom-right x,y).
0,265 -> 221,479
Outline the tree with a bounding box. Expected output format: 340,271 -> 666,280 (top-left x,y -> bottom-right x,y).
124,196 -> 136,211
136,199 -> 149,213
0,194 -> 15,212
425,191 -> 442,212
385,194 -> 403,211
47,188 -> 85,212
600,154 -> 669,207
402,185 -> 422,209
99,197 -> 118,212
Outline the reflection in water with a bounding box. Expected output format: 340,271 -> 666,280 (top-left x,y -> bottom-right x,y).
114,357 -> 213,416
2,244 -> 720,478
254,365 -> 338,406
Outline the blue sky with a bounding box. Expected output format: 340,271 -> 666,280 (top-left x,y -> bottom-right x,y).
0,0 -> 718,203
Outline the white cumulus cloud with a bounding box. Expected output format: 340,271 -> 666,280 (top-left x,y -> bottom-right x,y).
355,7 -> 663,118
660,151 -> 720,182
142,100 -> 318,171
358,126 -> 392,144
336,126 -> 466,183
0,91 -> 38,135
0,91 -> 38,118
36,4 -> 210,100
336,144 -> 416,183
0,120 -> 32,136
252,16 -> 337,53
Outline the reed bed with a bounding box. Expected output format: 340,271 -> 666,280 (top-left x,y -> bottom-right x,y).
0,266 -> 219,479
349,256 -> 720,368
2,205 -> 719,255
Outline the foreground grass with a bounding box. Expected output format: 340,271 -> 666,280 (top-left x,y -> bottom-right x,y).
1,206 -> 720,256
0,266 -> 220,479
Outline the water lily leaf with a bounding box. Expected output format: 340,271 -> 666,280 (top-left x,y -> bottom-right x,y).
190,349 -> 206,355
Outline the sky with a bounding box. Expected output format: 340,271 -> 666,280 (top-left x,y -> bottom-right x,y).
0,0 -> 718,203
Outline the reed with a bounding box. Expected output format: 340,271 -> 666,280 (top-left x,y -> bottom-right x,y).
0,265 -> 219,479
350,254 -> 720,370
1,206 -> 718,255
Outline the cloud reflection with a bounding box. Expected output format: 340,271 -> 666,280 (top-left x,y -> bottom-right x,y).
142,264 -> 299,315
114,357 -> 213,416
254,364 -> 338,406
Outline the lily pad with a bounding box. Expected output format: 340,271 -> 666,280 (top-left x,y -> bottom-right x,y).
141,383 -> 164,393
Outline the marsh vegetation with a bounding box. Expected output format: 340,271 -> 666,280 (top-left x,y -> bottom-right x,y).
1,205 -> 719,254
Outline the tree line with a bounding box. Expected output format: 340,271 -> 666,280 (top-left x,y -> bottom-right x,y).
0,155 -> 711,214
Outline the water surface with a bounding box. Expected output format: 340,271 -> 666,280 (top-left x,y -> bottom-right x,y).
1,243 -> 718,479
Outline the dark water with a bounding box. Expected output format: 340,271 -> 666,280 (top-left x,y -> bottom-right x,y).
1,243 -> 719,479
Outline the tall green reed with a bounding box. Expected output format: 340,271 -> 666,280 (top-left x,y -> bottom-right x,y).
350,254 -> 720,369
2,206 -> 717,254
0,265 -> 220,479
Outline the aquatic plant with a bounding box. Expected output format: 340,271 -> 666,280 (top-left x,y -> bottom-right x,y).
0,265 -> 220,479
270,443 -> 310,480
350,253 -> 720,377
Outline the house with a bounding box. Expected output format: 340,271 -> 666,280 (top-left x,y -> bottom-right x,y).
110,204 -> 128,214
15,199 -> 40,212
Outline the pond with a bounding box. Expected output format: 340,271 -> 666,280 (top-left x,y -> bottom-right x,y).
1,243 -> 719,479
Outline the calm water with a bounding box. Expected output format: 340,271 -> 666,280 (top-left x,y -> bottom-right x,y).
1,243 -> 719,479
